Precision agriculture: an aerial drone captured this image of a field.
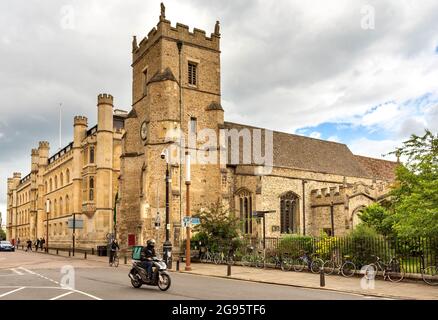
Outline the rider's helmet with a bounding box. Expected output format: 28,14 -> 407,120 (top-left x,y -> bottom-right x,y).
147,239 -> 156,248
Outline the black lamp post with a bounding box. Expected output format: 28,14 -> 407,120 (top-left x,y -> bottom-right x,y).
161,148 -> 173,269
252,210 -> 276,251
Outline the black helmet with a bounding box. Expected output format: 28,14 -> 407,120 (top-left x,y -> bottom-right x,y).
147,239 -> 156,247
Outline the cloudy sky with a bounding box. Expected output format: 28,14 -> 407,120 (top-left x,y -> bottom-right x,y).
1,0 -> 437,224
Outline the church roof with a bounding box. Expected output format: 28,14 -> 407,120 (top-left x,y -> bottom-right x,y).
222,121 -> 397,180
354,155 -> 398,181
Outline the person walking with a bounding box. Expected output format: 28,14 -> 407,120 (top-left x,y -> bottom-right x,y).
40,238 -> 45,251
34,239 -> 40,252
26,239 -> 32,252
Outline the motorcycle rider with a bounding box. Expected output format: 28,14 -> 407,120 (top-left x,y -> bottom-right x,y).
141,239 -> 156,279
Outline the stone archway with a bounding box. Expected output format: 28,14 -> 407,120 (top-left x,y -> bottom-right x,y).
351,206 -> 366,229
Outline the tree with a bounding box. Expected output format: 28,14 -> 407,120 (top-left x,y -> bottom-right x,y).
388,130 -> 438,237
193,201 -> 241,249
358,203 -> 395,237
0,228 -> 6,241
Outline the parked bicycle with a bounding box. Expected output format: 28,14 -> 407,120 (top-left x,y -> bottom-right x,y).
293,251 -> 324,273
214,249 -> 235,265
323,253 -> 356,277
200,248 -> 216,264
241,246 -> 264,268
265,252 -> 294,272
419,254 -> 438,286
364,255 -> 405,282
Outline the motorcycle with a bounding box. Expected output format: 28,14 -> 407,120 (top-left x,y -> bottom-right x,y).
128,257 -> 172,291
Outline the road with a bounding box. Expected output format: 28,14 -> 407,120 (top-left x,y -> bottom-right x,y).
0,251 -> 389,300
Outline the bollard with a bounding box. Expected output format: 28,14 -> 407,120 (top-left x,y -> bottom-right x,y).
227,264 -> 232,277
56,249 -> 59,255
176,259 -> 180,271
84,252 -> 87,259
91,248 -> 94,255
68,250 -> 71,257
124,255 -> 127,265
320,267 -> 325,287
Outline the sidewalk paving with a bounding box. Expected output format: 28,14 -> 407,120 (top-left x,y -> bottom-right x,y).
178,262 -> 438,300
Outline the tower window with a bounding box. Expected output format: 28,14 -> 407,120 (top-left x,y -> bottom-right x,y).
89,177 -> 95,201
188,62 -> 197,86
190,117 -> 197,134
143,69 -> 148,96
90,146 -> 95,164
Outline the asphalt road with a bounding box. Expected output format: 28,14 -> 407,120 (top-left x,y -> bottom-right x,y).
0,251 -> 388,300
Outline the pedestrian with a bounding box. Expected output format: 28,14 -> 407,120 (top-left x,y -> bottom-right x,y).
17,237 -> 21,248
26,239 -> 32,252
109,238 -> 120,265
40,238 -> 45,251
34,239 -> 40,252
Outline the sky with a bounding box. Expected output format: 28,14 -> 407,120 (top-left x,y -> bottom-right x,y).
1,0 -> 437,225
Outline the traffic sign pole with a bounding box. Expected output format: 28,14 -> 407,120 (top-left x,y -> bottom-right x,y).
185,151 -> 192,271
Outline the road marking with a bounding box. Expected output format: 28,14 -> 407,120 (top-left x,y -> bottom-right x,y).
11,268 -> 24,275
0,287 -> 25,298
50,291 -> 74,300
71,289 -> 102,301
17,267 -> 36,275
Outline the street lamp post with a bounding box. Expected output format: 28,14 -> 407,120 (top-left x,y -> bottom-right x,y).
252,210 -> 275,261
45,199 -> 50,252
330,201 -> 335,237
184,151 -> 192,271
161,148 -> 173,269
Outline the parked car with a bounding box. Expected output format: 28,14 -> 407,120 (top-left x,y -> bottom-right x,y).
0,241 -> 15,252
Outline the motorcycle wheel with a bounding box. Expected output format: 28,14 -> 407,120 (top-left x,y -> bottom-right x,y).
158,272 -> 171,291
130,272 -> 142,289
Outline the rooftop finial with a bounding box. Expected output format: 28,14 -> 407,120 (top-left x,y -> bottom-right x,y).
160,2 -> 166,21
132,35 -> 138,52
214,20 -> 220,36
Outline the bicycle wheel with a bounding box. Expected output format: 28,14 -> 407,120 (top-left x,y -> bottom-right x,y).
293,258 -> 306,272
311,258 -> 324,274
241,255 -> 251,267
281,258 -> 292,272
323,260 -> 335,275
341,261 -> 356,277
386,259 -> 405,283
255,256 -> 265,268
213,253 -> 221,265
422,266 -> 438,286
364,264 -> 377,280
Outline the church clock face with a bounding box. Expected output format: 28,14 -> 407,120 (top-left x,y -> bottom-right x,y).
140,121 -> 148,141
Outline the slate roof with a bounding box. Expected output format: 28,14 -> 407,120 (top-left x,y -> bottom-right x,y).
222,121 -> 397,180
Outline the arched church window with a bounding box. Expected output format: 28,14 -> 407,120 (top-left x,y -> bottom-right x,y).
280,192 -> 299,234
236,188 -> 253,235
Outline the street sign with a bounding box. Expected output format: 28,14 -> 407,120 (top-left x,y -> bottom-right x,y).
68,219 -> 83,229
182,217 -> 200,227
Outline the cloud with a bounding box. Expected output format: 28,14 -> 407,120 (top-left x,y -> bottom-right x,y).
309,132 -> 322,139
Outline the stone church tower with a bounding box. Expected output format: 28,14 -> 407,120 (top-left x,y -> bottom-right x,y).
118,5 -> 224,250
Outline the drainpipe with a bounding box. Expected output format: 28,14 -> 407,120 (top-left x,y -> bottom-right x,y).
302,180 -> 307,235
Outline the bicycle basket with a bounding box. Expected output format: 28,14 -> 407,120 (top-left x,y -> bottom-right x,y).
132,246 -> 143,260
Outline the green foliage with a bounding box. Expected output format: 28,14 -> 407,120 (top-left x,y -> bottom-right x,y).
388,130 -> 438,237
193,201 -> 241,251
0,228 -> 5,241
344,224 -> 389,266
359,203 -> 395,237
315,234 -> 338,260
278,234 -> 313,257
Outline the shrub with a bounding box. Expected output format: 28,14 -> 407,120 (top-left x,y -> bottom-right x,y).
278,234 -> 314,257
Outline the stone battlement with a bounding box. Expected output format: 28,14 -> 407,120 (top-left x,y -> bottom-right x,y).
38,141 -> 50,149
31,149 -> 39,156
13,172 -> 21,179
74,116 -> 88,126
133,17 -> 220,64
97,93 -> 114,106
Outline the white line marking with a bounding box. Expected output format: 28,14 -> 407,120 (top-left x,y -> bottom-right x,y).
11,269 -> 24,275
71,289 -> 102,301
17,267 -> 36,275
50,291 -> 74,300
0,287 -> 25,298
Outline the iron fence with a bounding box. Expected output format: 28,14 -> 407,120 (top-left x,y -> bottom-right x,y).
196,236 -> 438,275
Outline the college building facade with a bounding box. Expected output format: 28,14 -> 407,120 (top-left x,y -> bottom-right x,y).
6,4 -> 398,251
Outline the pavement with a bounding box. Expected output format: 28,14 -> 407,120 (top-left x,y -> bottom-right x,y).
1,249 -> 436,300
